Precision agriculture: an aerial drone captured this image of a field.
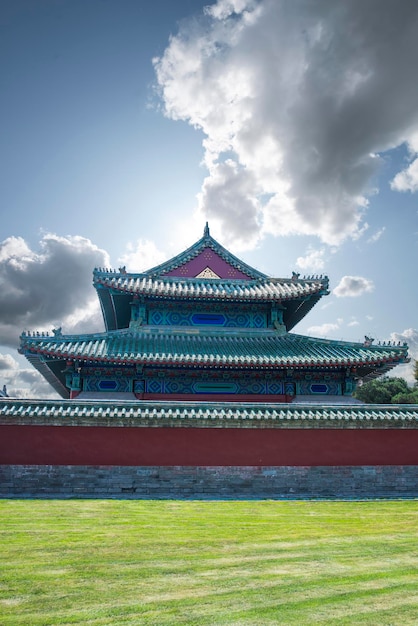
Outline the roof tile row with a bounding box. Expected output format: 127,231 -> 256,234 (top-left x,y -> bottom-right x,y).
1,399 -> 417,423
19,330 -> 408,369
93,274 -> 328,301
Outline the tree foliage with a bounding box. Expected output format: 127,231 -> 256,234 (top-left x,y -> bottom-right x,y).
354,366 -> 418,404
392,389 -> 418,404
353,377 -> 410,404
391,360 -> 418,404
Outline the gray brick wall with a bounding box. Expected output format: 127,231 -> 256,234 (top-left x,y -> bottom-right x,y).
1,465 -> 417,499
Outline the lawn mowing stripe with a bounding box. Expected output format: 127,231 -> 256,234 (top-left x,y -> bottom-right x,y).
1,500 -> 418,625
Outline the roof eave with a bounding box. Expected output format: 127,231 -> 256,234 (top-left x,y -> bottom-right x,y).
19,347 -> 408,374
24,353 -> 69,399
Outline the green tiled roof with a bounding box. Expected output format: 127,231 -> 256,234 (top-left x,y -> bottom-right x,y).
92,227 -> 329,332
93,273 -> 329,302
1,398 -> 418,428
20,329 -> 408,371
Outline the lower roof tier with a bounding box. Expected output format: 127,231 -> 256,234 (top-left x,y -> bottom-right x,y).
20,327 -> 408,373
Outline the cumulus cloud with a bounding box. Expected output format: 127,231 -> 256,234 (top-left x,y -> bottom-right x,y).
296,247 -> 326,272
0,234 -> 109,348
197,160 -> 262,249
154,0 -> 418,248
0,351 -> 59,399
0,349 -> 55,399
117,239 -> 167,272
0,352 -> 19,372
307,322 -> 340,337
333,275 -> 374,298
389,328 -> 418,384
391,157 -> 418,193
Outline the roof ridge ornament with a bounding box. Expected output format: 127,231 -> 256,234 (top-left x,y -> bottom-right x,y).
204,222 -> 210,238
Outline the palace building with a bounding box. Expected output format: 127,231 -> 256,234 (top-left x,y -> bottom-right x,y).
19,224 -> 408,402
4,225 -> 418,499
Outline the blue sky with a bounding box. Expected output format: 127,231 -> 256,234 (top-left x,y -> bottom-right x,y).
1,0 -> 418,397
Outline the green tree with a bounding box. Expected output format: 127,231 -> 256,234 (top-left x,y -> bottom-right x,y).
392,389 -> 418,404
353,377 -> 410,404
391,360 -> 418,404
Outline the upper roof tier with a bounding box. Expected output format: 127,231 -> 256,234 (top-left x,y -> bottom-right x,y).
93,224 -> 329,331
94,274 -> 328,302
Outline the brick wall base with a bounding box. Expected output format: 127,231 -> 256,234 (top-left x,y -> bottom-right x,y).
1,465 -> 418,499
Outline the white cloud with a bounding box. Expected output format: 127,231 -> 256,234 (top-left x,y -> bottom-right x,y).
391,157 -> 418,193
0,234 -> 109,348
118,239 -> 166,272
205,0 -> 256,20
0,350 -> 57,399
389,328 -> 418,384
348,319 -> 360,327
307,322 -> 340,337
296,247 -> 325,272
0,352 -> 18,372
0,234 -> 111,397
333,275 -> 374,298
154,0 -> 418,248
367,227 -> 386,244
0,236 -> 32,262
197,160 -> 262,249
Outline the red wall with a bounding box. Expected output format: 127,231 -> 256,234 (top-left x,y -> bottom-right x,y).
2,425 -> 418,466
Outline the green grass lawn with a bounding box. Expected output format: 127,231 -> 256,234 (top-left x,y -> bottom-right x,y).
1,499 -> 418,625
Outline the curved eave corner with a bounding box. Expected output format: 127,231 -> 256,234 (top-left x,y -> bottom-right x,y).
96,285 -> 118,331
284,292 -> 326,331
24,353 -> 69,399
360,354 -> 410,382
